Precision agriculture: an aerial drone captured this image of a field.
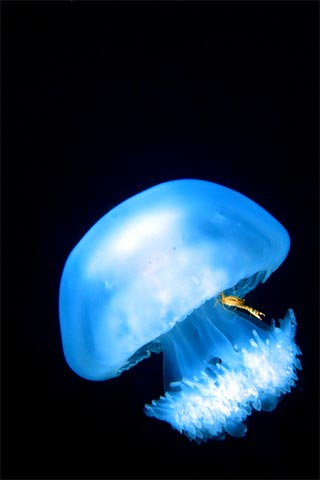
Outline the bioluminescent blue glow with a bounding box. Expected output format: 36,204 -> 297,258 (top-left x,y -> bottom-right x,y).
59,179 -> 301,442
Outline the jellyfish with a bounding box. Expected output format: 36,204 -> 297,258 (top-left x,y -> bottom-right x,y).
59,179 -> 302,442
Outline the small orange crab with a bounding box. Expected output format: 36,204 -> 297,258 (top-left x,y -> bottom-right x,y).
219,292 -> 265,321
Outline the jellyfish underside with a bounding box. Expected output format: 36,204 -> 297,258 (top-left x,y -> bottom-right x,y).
122,271 -> 301,443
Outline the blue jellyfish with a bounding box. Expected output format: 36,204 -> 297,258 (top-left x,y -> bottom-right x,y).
59,179 -> 301,442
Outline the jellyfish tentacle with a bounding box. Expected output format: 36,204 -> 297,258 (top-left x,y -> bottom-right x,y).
219,292 -> 265,321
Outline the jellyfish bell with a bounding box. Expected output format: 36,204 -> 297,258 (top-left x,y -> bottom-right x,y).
59,179 -> 301,441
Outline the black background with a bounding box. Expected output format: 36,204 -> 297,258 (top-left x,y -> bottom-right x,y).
2,1 -> 319,479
